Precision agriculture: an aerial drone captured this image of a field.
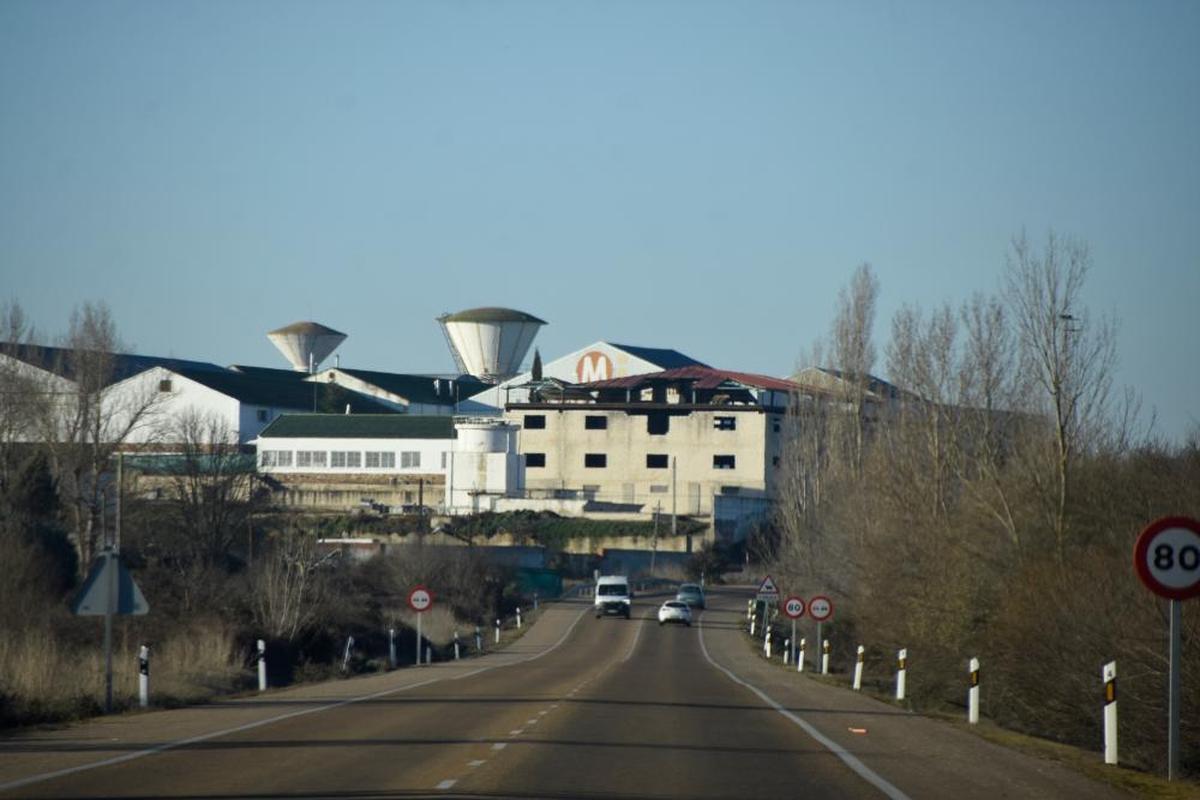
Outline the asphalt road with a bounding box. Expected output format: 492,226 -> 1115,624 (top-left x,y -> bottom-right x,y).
0,589 -> 1132,799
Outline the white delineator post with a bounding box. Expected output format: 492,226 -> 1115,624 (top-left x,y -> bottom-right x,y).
1104,661 -> 1118,765
388,628 -> 397,669
853,645 -> 865,690
784,639 -> 791,665
821,639 -> 831,675
764,629 -> 772,659
797,638 -> 806,673
257,639 -> 267,691
896,649 -> 907,701
968,657 -> 980,724
454,632 -> 461,661
750,615 -> 757,637
516,608 -> 522,629
138,644 -> 150,708
495,618 -> 501,644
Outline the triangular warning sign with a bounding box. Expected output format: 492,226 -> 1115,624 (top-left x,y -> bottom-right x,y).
71,551 -> 149,616
756,575 -> 780,597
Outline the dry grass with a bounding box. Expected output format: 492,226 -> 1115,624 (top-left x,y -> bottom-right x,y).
0,620 -> 244,725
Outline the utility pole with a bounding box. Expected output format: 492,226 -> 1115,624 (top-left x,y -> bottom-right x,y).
650,501 -> 661,573
671,456 -> 677,540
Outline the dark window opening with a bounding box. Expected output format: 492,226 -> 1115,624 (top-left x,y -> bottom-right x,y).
526,453 -> 546,468
585,415 -> 608,430
585,453 -> 607,468
713,455 -> 736,470
524,414 -> 546,430
646,454 -> 669,469
714,416 -> 736,430
158,379 -> 172,392
647,412 -> 670,435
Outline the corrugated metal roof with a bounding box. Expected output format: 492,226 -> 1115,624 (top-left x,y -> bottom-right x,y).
608,344 -> 709,369
581,366 -> 802,392
258,414 -> 455,439
336,369 -> 487,405
1,342 -> 226,385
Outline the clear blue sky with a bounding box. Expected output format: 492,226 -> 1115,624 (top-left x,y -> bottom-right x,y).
2,1 -> 1197,440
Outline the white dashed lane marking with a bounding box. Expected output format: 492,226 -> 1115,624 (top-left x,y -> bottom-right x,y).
436,779 -> 457,790
468,760 -> 486,768
492,743 -> 507,751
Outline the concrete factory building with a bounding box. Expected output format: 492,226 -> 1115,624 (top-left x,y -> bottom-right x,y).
504,366 -> 801,541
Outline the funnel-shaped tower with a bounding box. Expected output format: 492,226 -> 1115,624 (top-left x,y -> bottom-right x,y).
437,307 -> 545,382
267,321 -> 347,373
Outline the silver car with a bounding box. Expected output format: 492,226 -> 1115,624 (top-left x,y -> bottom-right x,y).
676,583 -> 705,609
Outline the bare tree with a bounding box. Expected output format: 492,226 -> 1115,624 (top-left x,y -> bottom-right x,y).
1005,232 -> 1117,561
831,263 -> 880,475
33,303 -> 165,572
251,531 -> 337,642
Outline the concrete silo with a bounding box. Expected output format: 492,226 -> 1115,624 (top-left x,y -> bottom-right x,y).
267,321 -> 347,373
437,307 -> 545,382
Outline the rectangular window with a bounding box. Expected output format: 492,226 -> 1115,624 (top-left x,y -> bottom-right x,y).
331,451 -> 347,468
773,420 -> 782,433
584,453 -> 607,468
276,451 -> 292,467
260,450 -> 276,467
646,454 -> 669,469
297,451 -> 312,467
647,412 -> 670,435
526,452 -> 546,468
365,451 -> 380,468
524,414 -> 546,430
346,451 -> 361,468
585,415 -> 608,430
310,451 -> 327,467
381,452 -> 395,468
582,484 -> 600,498
158,379 -> 172,393
720,485 -> 741,495
257,408 -> 269,423
441,452 -> 447,469
401,451 -> 421,468
713,455 -> 736,470
714,416 -> 736,430
649,484 -> 669,493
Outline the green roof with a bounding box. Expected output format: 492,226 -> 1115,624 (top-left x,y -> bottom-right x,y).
438,307 -> 546,324
258,414 -> 455,440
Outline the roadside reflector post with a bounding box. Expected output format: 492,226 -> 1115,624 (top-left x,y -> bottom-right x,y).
495,618 -> 501,645
798,638 -> 806,673
516,607 -> 522,629
853,645 -> 865,690
821,639 -> 831,675
138,644 -> 150,708
784,638 -> 790,665
534,592 -> 539,611
896,649 -> 907,701
425,645 -> 432,665
1104,660 -> 1118,765
257,639 -> 267,691
341,636 -> 354,673
475,625 -> 482,652
454,631 -> 461,661
750,615 -> 756,637
764,629 -> 772,659
968,657 -> 980,724
388,628 -> 397,669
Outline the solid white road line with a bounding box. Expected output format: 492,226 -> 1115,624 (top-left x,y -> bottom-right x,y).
436,779 -> 457,790
697,616 -> 912,800
492,743 -> 507,751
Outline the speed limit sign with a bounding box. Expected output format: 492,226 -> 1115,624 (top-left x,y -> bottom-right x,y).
783,596 -> 806,619
408,585 -> 434,612
1134,517 -> 1200,601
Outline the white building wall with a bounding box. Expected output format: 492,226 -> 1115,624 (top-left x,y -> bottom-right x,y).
257,435 -> 450,476
106,367 -> 241,445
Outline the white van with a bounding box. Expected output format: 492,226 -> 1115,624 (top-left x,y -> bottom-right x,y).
594,575 -> 632,619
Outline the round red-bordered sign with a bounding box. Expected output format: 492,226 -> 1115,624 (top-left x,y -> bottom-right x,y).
809,595 -> 834,622
782,596 -> 806,619
1134,516 -> 1200,601
408,585 -> 434,613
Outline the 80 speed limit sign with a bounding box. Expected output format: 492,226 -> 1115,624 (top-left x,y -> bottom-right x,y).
1134,516 -> 1200,601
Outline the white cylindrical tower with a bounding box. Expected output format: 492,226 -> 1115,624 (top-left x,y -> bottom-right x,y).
267,321 -> 347,373
437,307 -> 545,382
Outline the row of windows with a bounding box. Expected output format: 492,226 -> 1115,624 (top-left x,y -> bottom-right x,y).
260,449 -> 423,469
525,453 -> 737,470
523,414 -> 741,433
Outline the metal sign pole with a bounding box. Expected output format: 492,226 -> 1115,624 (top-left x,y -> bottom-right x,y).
1168,599 -> 1180,780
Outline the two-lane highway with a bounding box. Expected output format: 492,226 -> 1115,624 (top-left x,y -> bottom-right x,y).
1,588 -> 1133,799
